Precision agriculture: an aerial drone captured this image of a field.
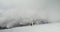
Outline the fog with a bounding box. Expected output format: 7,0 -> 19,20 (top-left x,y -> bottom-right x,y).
0,0 -> 47,23
0,0 -> 60,28
47,0 -> 60,22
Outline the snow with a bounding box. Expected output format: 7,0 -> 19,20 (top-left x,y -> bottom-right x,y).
0,23 -> 60,32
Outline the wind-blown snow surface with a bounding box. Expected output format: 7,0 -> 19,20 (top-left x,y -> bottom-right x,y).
0,23 -> 60,32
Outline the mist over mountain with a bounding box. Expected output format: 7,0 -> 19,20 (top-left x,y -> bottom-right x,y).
0,0 -> 60,29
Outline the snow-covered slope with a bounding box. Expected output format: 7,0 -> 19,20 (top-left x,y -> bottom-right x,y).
0,23 -> 60,32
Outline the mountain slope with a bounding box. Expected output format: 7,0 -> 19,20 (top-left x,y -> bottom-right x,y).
0,23 -> 60,32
